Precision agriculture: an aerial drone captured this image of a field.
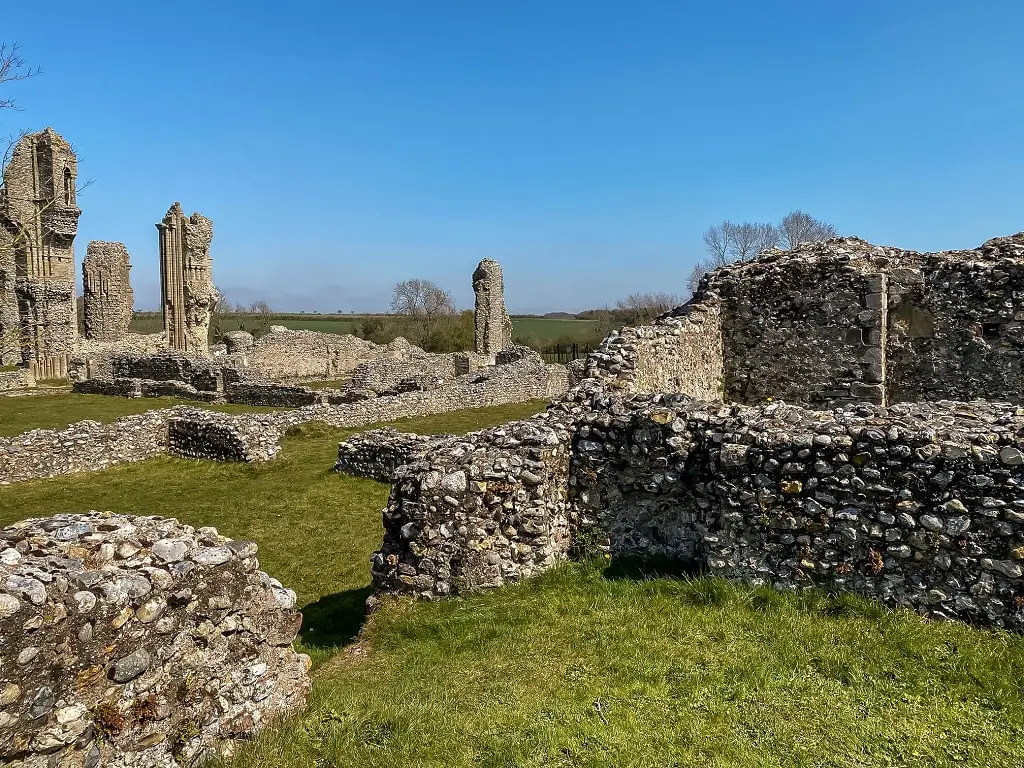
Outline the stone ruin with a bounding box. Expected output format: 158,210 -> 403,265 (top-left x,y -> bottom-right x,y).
82,241 -> 133,342
0,512 -> 310,766
0,128 -> 80,379
335,232 -> 1024,632
473,258 -> 513,362
157,203 -> 216,355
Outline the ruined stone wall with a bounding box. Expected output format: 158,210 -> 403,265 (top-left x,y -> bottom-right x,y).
72,332 -> 167,380
583,300 -> 723,399
334,428 -> 449,483
157,203 -> 215,355
168,410 -> 286,462
246,328 -> 380,380
370,406 -> 579,601
0,368 -> 32,392
349,354 -> 457,393
683,233 -> 1024,408
886,235 -> 1024,404
82,241 -> 133,342
225,382 -> 321,407
0,129 -> 80,378
0,512 -> 309,767
0,359 -> 568,485
708,241 -> 889,407
354,386 -> 1024,629
569,394 -> 1024,630
111,353 -> 230,392
0,410 -> 174,484
473,258 -> 513,361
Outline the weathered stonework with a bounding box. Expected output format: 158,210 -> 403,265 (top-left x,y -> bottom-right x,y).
245,327 -> 380,380
0,512 -> 310,767
156,204 -> 215,355
473,258 -> 513,362
584,233 -> 1024,409
0,128 -> 80,379
82,241 -> 133,342
333,232 -> 1024,632
350,384 -> 1024,630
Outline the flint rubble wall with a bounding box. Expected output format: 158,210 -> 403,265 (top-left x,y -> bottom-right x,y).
0,512 -> 309,768
0,369 -> 32,392
246,329 -> 379,380
356,386 -> 1024,629
886,238 -> 1024,404
0,360 -> 568,485
582,302 -> 723,398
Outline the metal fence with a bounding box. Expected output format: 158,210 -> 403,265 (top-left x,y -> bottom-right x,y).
541,343 -> 593,364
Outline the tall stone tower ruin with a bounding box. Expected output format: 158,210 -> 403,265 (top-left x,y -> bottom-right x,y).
82,241 -> 134,342
156,203 -> 216,354
473,258 -> 513,362
0,128 -> 80,377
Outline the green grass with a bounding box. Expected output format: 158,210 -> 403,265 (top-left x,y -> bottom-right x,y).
2,393 -> 1023,766
0,392 -> 283,437
233,567 -> 1024,768
511,316 -> 598,341
0,399 -> 548,667
301,378 -> 352,390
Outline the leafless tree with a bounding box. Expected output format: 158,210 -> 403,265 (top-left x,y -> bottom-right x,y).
390,279 -> 456,323
690,212 -> 836,298
0,42 -> 38,112
702,223 -> 733,268
730,222 -> 779,262
615,291 -> 684,323
779,210 -> 837,249
686,258 -> 715,297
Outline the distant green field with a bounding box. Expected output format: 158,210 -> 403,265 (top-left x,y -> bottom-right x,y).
130,313 -> 599,345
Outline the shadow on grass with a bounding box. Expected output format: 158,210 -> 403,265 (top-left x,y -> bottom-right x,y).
300,586 -> 373,649
602,555 -> 703,581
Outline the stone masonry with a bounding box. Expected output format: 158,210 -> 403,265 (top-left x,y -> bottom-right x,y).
82,241 -> 133,342
156,203 -> 216,355
336,232 -> 1024,632
0,512 -> 310,767
583,233 -> 1024,409
0,128 -> 80,379
473,258 -> 513,362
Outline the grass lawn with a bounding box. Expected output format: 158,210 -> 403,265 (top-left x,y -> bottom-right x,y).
2,395 -> 1022,766
0,392 -> 284,437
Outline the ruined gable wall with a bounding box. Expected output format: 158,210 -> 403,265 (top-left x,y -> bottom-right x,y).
582,300 -> 723,399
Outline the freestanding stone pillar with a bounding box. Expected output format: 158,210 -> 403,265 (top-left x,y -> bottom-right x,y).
0,128 -> 80,378
83,241 -> 133,341
473,258 -> 513,362
156,202 -> 216,354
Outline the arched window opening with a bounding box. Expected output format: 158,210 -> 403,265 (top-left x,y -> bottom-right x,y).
63,167 -> 73,206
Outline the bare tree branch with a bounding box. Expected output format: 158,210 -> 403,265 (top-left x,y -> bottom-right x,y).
0,43 -> 40,112
779,210 -> 837,249
390,279 -> 456,324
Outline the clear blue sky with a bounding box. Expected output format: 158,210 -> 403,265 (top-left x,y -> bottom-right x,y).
3,1 -> 1022,313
